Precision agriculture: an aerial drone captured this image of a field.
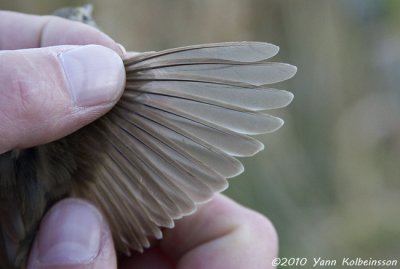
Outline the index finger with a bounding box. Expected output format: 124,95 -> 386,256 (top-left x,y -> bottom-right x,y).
121,194 -> 278,269
0,10 -> 121,54
163,195 -> 278,268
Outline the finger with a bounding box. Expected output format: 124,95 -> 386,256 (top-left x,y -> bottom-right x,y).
162,194 -> 278,269
0,44 -> 125,153
0,10 -> 122,54
27,199 -> 117,269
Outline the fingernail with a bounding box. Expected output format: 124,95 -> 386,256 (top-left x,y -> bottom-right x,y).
37,199 -> 103,265
59,45 -> 125,107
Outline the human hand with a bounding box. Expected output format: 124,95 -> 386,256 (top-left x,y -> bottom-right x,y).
0,9 -> 124,267
1,11 -> 278,269
0,11 -> 125,153
27,195 -> 278,269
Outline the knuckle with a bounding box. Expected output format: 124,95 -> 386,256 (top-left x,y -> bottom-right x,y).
0,53 -> 44,123
11,77 -> 43,121
16,79 -> 35,111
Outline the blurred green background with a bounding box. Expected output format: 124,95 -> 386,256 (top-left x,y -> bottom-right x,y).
2,0 -> 400,264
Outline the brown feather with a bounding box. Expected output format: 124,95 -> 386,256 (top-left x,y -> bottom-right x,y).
0,41 -> 296,268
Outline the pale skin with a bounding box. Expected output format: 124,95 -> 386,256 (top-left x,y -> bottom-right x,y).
0,11 -> 278,269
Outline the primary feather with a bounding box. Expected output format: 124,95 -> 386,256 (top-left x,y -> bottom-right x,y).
71,41 -> 296,254
0,41 -> 296,268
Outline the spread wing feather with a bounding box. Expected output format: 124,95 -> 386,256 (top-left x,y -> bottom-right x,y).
124,41 -> 279,64
126,81 -> 293,111
71,42 -> 296,254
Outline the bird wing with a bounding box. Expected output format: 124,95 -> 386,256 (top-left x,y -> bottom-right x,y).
70,41 -> 296,254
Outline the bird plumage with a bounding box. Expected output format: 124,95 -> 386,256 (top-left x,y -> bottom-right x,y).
0,7 -> 296,268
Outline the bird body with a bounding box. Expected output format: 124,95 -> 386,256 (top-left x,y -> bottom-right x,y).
52,4 -> 97,27
0,6 -> 296,269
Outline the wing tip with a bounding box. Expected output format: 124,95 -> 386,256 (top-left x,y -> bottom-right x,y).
226,162 -> 245,178
246,41 -> 280,58
250,140 -> 265,156
285,64 -> 297,80
283,90 -> 295,107
266,117 -> 285,133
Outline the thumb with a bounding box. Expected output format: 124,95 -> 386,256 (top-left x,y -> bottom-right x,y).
0,45 -> 125,153
27,199 -> 117,269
